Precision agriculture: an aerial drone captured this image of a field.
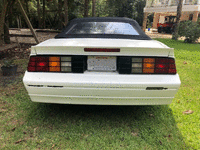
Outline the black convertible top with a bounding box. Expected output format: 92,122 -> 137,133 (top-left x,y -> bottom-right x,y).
55,17 -> 152,40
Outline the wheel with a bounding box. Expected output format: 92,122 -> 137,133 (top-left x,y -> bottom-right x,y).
165,27 -> 171,33
158,27 -> 162,33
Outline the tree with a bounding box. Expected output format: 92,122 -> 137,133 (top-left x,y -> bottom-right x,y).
42,0 -> 46,28
0,0 -> 8,45
37,0 -> 42,28
84,0 -> 89,17
64,0 -> 68,26
92,0 -> 96,17
172,0 -> 183,40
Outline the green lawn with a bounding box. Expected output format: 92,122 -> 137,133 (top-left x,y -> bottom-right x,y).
0,39 -> 199,149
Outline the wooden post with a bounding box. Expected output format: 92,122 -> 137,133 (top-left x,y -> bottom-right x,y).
17,0 -> 39,44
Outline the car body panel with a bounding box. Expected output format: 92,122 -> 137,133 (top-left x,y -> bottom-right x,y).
23,71 -> 180,105
32,39 -> 173,57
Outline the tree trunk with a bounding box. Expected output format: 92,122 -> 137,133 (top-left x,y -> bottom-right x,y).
42,0 -> 46,29
92,0 -> 96,17
37,0 -> 42,28
64,0 -> 68,26
25,0 -> 30,18
58,0 -> 63,30
84,0 -> 89,17
172,0 -> 183,40
0,0 -> 8,45
4,18 -> 10,44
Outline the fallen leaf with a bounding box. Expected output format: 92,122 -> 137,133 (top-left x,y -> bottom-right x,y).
182,110 -> 194,114
183,61 -> 187,64
52,144 -> 55,148
11,127 -> 16,131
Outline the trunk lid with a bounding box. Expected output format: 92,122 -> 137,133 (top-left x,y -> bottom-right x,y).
32,38 -> 174,57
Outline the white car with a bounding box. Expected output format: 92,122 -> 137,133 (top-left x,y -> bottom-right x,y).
23,17 -> 181,105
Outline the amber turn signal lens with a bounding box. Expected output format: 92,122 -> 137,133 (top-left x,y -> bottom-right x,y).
49,67 -> 61,72
143,58 -> 155,63
49,57 -> 60,62
143,63 -> 154,68
143,68 -> 154,73
49,62 -> 60,67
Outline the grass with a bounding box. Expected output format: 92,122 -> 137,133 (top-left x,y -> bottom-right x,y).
0,39 -> 200,149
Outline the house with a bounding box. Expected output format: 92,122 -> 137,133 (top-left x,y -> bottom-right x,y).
142,0 -> 200,31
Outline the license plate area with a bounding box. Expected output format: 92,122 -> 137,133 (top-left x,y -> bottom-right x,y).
87,56 -> 117,71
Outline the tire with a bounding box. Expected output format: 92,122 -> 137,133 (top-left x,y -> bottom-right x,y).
158,27 -> 162,33
166,27 -> 171,33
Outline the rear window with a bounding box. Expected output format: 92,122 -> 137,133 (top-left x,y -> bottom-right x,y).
66,22 -> 139,35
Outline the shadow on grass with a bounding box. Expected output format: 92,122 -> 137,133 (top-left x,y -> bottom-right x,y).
24,102 -> 187,149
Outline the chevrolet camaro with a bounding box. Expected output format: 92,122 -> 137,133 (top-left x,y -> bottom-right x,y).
23,17 -> 181,105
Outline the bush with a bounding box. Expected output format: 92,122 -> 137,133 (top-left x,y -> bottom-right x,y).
178,20 -> 200,43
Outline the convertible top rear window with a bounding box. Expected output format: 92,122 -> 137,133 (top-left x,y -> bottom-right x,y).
55,17 -> 151,40
67,22 -> 139,35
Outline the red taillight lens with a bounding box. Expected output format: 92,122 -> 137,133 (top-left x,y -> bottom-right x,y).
154,58 -> 176,74
27,56 -> 72,73
27,56 -> 49,72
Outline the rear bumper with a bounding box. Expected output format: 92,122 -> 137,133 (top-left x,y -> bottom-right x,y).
23,71 -> 181,105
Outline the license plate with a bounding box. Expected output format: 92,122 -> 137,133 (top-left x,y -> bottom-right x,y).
88,56 -> 117,71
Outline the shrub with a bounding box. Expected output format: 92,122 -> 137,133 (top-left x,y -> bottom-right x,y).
178,20 -> 200,43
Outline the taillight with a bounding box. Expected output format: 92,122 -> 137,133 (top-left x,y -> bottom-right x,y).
27,56 -> 86,73
129,57 -> 176,74
27,56 -> 72,72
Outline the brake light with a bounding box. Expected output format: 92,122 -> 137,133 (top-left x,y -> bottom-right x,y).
130,57 -> 176,74
84,48 -> 120,52
27,56 -> 72,72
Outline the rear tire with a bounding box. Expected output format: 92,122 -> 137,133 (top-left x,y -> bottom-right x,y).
158,27 -> 162,33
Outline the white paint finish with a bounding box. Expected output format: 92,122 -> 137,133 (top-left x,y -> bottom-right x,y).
36,38 -> 169,48
23,71 -> 181,105
27,87 -> 178,98
31,39 -> 173,57
23,71 -> 181,89
29,95 -> 173,105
